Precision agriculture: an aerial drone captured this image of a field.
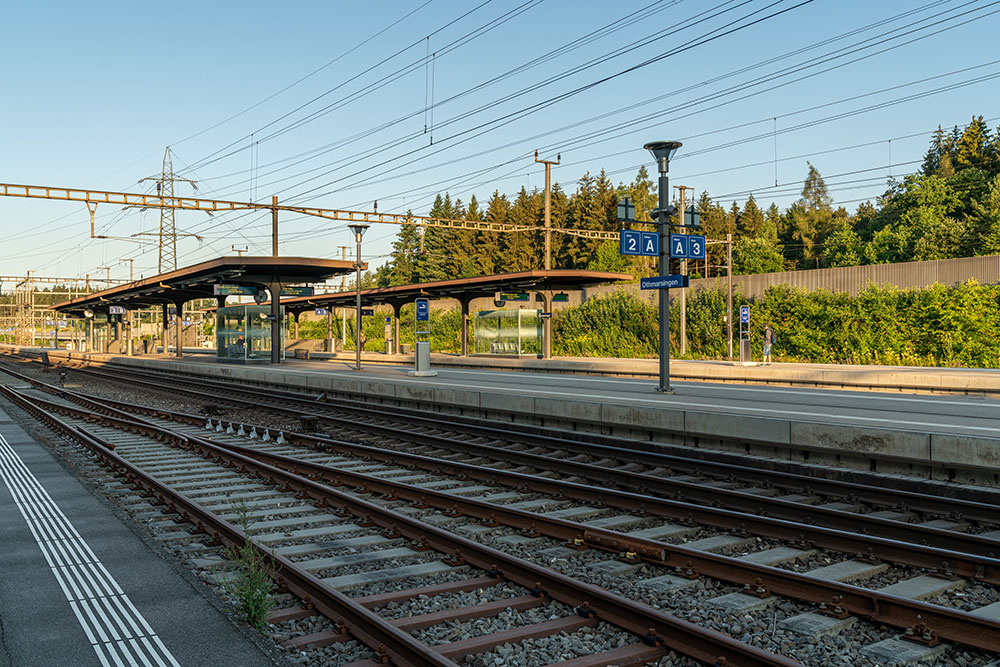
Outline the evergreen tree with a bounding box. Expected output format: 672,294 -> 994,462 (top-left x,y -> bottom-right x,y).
956,116 -> 991,172
501,187 -> 539,271
386,215 -> 422,286
966,174 -> 1000,255
786,163 -> 835,267
852,201 -> 879,243
477,191 -> 510,275
417,194 -> 458,282
697,191 -> 729,276
738,195 -> 766,237
922,126 -> 947,176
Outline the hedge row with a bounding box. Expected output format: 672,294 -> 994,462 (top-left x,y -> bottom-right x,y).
296,281 -> 1000,368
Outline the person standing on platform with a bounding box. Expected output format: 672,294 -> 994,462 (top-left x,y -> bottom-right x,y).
762,324 -> 776,365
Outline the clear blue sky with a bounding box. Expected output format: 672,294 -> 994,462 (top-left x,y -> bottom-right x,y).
1,0 -> 997,283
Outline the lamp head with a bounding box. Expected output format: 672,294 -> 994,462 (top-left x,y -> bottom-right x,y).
643,140 -> 682,173
348,223 -> 370,241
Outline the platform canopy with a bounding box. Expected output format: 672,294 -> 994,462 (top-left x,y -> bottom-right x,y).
279,269 -> 632,314
52,256 -> 360,316
52,255 -> 362,363
280,269 -> 632,359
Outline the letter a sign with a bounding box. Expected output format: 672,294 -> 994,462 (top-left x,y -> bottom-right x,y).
670,234 -> 688,258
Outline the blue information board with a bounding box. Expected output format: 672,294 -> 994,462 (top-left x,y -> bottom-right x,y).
315,308 -> 329,316
669,234 -> 706,259
640,231 -> 659,257
109,305 -> 126,315
669,234 -> 688,258
415,300 -> 430,322
740,305 -> 750,324
620,230 -> 659,257
640,274 -> 689,290
619,230 -> 641,255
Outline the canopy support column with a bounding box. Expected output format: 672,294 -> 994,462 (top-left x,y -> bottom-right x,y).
541,290 -> 553,360
161,304 -> 169,356
392,302 -> 401,355
173,300 -> 185,358
460,296 -> 472,357
268,282 -> 283,364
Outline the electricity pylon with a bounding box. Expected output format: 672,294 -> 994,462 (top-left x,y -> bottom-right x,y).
139,148 -> 198,273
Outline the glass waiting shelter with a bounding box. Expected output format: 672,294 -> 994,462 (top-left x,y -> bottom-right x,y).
216,305 -> 284,363
474,308 -> 542,356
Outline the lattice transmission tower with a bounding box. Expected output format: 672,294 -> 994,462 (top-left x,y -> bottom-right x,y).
139,148 -> 197,273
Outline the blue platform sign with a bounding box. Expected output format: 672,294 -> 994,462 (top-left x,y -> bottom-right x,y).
109,305 -> 126,315
619,229 -> 641,255
620,230 -> 659,257
640,274 -> 689,290
640,231 -> 659,257
669,234 -> 706,260
740,305 -> 750,324
315,308 -> 329,316
669,234 -> 689,258
415,300 -> 430,322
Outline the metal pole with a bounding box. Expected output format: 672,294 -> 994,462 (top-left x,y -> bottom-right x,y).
326,310 -> 333,352
339,245 -> 349,351
355,235 -> 363,371
727,233 -> 734,361
676,186 -> 689,357
270,282 -> 282,364
534,151 -> 561,271
657,168 -> 672,393
271,195 -> 279,257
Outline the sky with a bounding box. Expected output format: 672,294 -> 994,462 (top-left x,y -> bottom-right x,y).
1,0 -> 997,285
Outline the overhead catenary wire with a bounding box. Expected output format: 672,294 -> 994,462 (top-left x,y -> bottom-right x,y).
239,0 -> 987,207
19,0 -> 996,280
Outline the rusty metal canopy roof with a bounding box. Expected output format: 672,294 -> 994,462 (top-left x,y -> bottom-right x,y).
280,269 -> 633,312
52,256 -> 361,315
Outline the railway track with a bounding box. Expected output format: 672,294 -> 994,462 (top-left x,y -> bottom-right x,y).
39,360 -> 1000,545
3,364 -> 1000,665
0,371 -> 794,667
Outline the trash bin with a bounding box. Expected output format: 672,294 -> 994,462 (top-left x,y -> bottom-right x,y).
739,339 -> 752,364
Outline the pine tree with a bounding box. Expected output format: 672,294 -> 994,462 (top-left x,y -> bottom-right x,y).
738,195 -> 765,237
478,191 -> 510,275
386,216 -> 422,286
501,187 -> 538,271
922,126 -> 946,175
956,115 -> 991,172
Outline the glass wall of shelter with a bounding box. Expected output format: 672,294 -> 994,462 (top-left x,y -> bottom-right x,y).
473,308 -> 542,356
216,305 -> 284,363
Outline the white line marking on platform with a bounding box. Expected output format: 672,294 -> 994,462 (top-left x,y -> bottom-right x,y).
328,363 -> 997,412
0,432 -> 180,667
322,372 -> 999,434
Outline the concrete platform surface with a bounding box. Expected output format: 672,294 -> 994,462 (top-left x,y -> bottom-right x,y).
0,409 -> 278,667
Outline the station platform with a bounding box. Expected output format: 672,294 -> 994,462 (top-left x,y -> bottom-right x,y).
310,349 -> 1000,396
0,402 -> 278,667
6,345 -> 997,486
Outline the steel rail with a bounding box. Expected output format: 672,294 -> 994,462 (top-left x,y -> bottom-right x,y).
0,385 -> 461,667
12,380 -> 1000,654
58,361 -> 1000,517
2,388 -> 797,667
45,362 -> 999,559
7,363 -> 1000,581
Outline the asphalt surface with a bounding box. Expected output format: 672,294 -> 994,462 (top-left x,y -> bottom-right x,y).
0,404 -> 279,667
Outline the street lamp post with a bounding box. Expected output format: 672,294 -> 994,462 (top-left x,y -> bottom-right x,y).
644,140 -> 682,394
348,223 -> 369,371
